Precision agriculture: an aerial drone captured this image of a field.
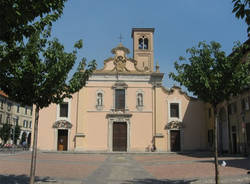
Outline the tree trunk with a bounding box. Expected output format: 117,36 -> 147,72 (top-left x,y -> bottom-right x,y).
214,107 -> 220,184
29,106 -> 39,184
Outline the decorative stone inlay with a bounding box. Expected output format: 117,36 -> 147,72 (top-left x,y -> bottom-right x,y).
165,120 -> 184,129
53,120 -> 72,129
106,112 -> 132,119
155,133 -> 164,138
112,81 -> 128,89
75,133 -> 85,137
114,55 -> 127,72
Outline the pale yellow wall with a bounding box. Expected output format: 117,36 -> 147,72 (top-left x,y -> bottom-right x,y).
36,103 -> 57,150
35,93 -> 78,151
130,113 -> 153,151
76,81 -> 154,151
154,87 -> 168,151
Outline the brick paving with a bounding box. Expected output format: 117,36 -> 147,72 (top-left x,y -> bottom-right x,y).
133,153 -> 250,179
0,151 -> 249,184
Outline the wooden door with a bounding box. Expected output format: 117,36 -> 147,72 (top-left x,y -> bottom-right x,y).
58,129 -> 68,151
113,122 -> 127,151
170,130 -> 180,152
232,133 -> 237,153
246,123 -> 250,148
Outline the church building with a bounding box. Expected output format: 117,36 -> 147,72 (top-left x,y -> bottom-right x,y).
35,28 -> 208,152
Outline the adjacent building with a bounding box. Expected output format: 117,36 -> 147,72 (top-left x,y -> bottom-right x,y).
0,90 -> 32,146
34,28 -> 208,152
205,41 -> 250,155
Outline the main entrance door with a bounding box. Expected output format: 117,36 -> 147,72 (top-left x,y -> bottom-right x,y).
113,122 -> 127,151
58,129 -> 68,151
170,130 -> 180,152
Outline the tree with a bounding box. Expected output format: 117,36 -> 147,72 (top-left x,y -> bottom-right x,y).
232,0 -> 250,33
0,0 -> 68,93
0,123 -> 11,144
169,41 -> 250,184
0,0 -> 67,43
11,124 -> 21,145
1,26 -> 96,184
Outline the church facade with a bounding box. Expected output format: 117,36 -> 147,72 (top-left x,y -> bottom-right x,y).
35,28 -> 208,152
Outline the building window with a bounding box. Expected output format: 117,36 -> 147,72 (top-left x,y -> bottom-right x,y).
14,117 -> 19,126
115,89 -> 125,111
29,121 -> 32,128
17,105 -> 20,113
30,108 -> 32,116
138,36 -> 148,50
0,114 -> 2,123
25,107 -> 28,115
23,120 -> 26,128
7,103 -> 11,111
170,103 -> 179,118
60,102 -> 68,118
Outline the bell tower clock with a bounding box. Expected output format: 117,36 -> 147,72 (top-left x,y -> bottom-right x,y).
131,28 -> 155,72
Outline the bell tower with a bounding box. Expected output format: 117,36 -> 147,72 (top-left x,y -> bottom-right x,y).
131,28 -> 154,71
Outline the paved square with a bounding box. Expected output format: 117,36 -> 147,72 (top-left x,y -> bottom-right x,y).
0,151 -> 249,184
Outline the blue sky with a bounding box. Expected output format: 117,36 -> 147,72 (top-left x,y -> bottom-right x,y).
51,0 -> 248,90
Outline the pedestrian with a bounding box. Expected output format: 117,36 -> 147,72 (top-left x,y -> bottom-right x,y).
22,141 -> 27,150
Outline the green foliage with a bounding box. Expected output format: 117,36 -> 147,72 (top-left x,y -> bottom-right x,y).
0,0 -> 67,43
0,27 -> 96,108
11,125 -> 21,144
232,0 -> 250,32
0,124 -> 11,144
0,1 -> 68,93
169,41 -> 250,107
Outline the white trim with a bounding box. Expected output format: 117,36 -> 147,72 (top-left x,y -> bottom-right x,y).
54,129 -> 71,151
168,100 -> 182,122
111,84 -> 128,112
108,118 -> 131,152
56,98 -> 71,122
89,74 -> 151,82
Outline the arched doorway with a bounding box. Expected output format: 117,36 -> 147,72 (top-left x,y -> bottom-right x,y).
53,120 -> 72,151
27,133 -> 31,148
165,121 -> 184,152
20,132 -> 27,145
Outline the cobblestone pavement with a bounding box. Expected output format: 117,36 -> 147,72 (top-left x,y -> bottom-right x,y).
0,152 -> 249,184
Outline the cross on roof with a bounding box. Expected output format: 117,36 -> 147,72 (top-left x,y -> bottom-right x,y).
118,34 -> 123,43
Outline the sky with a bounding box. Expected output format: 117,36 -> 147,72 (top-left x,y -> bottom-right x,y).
50,0 -> 248,91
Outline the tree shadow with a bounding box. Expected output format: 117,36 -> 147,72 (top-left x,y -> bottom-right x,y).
198,158 -> 250,170
177,152 -> 214,158
122,178 -> 197,184
0,174 -> 56,184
